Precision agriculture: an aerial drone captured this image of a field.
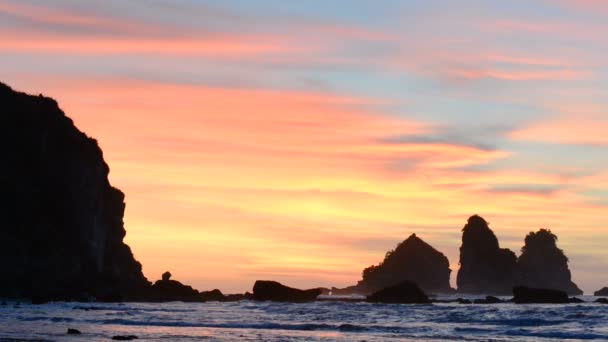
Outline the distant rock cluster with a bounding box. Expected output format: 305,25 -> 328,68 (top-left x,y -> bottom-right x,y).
334,215 -> 582,296
457,215 -> 582,295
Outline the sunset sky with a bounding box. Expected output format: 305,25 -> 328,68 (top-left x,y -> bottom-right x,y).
3,0 -> 608,293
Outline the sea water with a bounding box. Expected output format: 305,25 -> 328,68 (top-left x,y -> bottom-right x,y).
1,296 -> 608,341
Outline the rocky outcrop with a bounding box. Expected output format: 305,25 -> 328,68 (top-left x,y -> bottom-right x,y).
330,285 -> 360,296
149,272 -> 200,302
595,287 -> 608,296
334,234 -> 453,295
473,296 -> 503,304
0,82 -> 149,300
252,280 -> 322,302
516,229 -> 582,295
366,281 -> 430,304
200,289 -> 226,302
457,215 -> 517,295
513,286 -> 570,304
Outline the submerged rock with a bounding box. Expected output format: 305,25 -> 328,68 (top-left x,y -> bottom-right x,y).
112,335 -> 138,340
366,281 -> 430,304
0,82 -> 149,300
595,287 -> 608,296
223,292 -> 253,301
473,296 -> 503,304
513,286 -> 569,304
334,234 -> 453,295
252,280 -> 322,302
516,229 -> 582,295
457,215 -> 517,295
66,328 -> 81,335
596,298 -> 608,304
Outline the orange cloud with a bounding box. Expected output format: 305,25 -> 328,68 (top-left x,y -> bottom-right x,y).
0,32 -> 294,57
511,105 -> 608,145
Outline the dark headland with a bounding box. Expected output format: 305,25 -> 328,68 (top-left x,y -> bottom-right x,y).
0,81 -> 605,304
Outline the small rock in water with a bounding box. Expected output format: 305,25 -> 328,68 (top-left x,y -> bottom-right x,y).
67,328 -> 81,335
473,296 -> 502,304
457,298 -> 472,304
596,298 -> 608,304
513,286 -> 569,304
112,335 -> 138,340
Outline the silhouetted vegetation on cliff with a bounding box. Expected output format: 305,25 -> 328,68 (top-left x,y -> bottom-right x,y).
359,234 -> 453,294
333,234 -> 452,295
517,229 -> 582,295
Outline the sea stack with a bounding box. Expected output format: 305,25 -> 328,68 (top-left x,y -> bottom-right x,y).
334,234 -> 453,295
517,229 -> 582,295
0,82 -> 149,300
457,215 -> 517,295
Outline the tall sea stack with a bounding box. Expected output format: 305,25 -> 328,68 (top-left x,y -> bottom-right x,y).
517,229 -> 582,295
0,82 -> 149,300
457,215 -> 517,294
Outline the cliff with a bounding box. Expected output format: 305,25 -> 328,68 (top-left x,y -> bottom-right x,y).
517,229 -> 582,295
334,234 -> 453,295
457,215 -> 517,294
0,82 -> 149,300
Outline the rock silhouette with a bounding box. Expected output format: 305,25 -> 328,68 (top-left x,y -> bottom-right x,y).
457,215 -> 517,295
473,296 -> 503,304
199,289 -> 226,302
594,287 -> 608,296
333,234 -> 453,295
149,272 -> 200,302
0,82 -> 149,300
252,280 -> 322,302
112,336 -> 138,341
366,280 -> 430,304
517,229 -> 582,295
513,286 -> 570,304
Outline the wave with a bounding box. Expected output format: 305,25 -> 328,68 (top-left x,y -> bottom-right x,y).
95,318 -> 436,334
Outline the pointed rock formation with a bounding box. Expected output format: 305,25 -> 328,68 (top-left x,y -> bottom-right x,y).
457,215 -> 517,294
516,229 -> 582,295
0,82 -> 149,300
334,234 -> 453,295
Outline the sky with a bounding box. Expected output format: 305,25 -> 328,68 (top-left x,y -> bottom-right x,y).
2,0 -> 608,293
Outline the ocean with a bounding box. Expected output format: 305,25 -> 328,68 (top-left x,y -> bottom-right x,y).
1,296 -> 607,341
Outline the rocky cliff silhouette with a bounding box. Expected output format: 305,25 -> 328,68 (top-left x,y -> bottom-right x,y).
457,215 -> 517,294
517,229 -> 582,295
333,234 -> 453,295
0,82 -> 149,300
457,215 -> 582,295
